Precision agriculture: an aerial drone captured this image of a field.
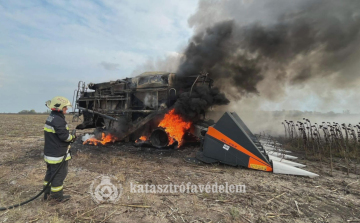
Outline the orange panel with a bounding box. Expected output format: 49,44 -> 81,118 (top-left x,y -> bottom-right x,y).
248,157 -> 273,172
207,126 -> 272,171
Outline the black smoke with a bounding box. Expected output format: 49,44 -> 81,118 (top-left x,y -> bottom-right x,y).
177,20 -> 264,96
174,86 -> 229,122
176,0 -> 360,101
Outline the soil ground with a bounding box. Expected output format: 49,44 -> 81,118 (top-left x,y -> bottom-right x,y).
0,114 -> 359,223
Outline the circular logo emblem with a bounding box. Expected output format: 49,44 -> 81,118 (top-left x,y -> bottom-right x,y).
89,175 -> 123,204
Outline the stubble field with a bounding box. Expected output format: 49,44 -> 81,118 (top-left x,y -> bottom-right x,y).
0,114 -> 359,223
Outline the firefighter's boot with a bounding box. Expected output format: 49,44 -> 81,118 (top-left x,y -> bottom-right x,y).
50,190 -> 71,202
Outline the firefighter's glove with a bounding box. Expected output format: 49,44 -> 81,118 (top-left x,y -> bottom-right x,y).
70,134 -> 77,143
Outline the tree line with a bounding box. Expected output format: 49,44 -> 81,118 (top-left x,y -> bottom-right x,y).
18,109 -> 51,114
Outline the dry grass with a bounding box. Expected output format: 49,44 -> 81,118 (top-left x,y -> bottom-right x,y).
0,114 -> 359,222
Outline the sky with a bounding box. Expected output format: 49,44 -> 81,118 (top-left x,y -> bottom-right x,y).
1,0 -> 359,114
0,0 -> 198,113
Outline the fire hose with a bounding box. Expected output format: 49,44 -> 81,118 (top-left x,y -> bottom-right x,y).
0,130 -> 76,211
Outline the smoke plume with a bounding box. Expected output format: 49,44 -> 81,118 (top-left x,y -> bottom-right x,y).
177,0 -> 360,102
174,86 -> 229,121
132,0 -> 360,127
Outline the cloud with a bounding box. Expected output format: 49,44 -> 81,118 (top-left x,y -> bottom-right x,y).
0,0 -> 198,112
100,61 -> 119,71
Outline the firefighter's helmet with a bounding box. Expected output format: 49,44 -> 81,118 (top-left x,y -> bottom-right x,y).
46,96 -> 72,111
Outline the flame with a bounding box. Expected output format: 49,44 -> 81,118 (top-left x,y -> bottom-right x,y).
136,135 -> 147,143
158,109 -> 192,147
83,133 -> 117,145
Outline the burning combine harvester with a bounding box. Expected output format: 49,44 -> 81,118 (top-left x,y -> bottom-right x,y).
74,72 -> 211,147
73,72 -> 318,178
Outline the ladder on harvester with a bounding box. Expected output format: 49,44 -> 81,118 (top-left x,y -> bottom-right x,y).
71,81 -> 86,122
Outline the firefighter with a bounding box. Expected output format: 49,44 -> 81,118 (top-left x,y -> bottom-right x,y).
43,96 -> 76,202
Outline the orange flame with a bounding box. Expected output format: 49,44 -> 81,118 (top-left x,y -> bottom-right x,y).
158,109 -> 192,147
83,133 -> 117,145
136,135 -> 147,143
